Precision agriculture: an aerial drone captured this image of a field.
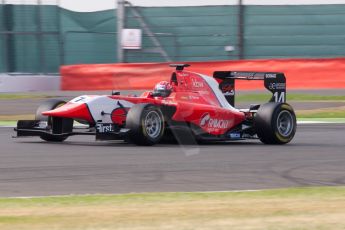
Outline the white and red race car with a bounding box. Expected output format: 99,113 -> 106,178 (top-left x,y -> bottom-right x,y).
15,64 -> 297,145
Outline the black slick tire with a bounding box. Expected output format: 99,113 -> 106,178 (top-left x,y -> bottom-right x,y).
126,104 -> 165,146
254,103 -> 297,145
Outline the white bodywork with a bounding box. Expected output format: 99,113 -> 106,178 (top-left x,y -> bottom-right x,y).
198,73 -> 239,112
70,95 -> 134,123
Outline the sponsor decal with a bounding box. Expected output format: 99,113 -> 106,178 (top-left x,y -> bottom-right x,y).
179,73 -> 189,77
231,72 -> 256,79
191,77 -> 204,88
221,83 -> 235,96
200,113 -> 230,129
71,96 -> 88,103
70,95 -> 97,104
96,123 -> 114,133
200,113 -> 211,127
37,121 -> 48,129
265,73 -> 277,79
229,132 -> 241,139
162,100 -> 175,105
269,82 -> 286,90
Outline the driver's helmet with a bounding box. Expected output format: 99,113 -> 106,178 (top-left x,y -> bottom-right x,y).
153,81 -> 173,97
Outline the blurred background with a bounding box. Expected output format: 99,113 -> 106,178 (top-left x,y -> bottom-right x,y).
1,0 -> 344,74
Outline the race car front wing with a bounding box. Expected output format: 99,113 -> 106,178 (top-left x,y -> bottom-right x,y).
14,120 -> 129,140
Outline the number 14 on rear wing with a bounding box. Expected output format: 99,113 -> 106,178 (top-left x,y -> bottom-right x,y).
214,71 -> 286,106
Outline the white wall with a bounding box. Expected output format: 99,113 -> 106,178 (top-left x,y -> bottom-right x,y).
0,75 -> 60,92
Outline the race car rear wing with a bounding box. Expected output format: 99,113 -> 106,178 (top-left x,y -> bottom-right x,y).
213,71 -> 286,107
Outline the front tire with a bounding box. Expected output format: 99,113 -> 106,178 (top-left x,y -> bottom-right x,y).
35,99 -> 72,142
126,104 -> 165,146
254,103 -> 297,144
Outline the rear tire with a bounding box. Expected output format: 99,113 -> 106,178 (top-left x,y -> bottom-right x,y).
126,104 -> 165,146
254,103 -> 296,145
35,99 -> 72,142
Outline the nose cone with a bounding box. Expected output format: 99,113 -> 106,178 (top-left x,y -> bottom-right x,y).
42,103 -> 94,123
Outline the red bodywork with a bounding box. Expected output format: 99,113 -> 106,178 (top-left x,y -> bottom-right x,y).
43,70 -> 246,136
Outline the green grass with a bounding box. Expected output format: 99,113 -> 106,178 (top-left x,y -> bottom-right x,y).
297,110 -> 345,118
236,93 -> 345,102
0,94 -> 55,100
0,187 -> 344,230
287,94 -> 345,101
0,121 -> 17,126
0,187 -> 343,205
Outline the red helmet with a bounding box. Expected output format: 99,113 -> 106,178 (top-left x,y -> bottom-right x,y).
153,81 -> 173,97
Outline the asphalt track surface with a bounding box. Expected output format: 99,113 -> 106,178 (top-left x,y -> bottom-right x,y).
0,124 -> 344,197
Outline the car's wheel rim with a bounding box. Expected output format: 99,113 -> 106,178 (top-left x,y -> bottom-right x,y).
144,111 -> 162,139
277,110 -> 294,137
